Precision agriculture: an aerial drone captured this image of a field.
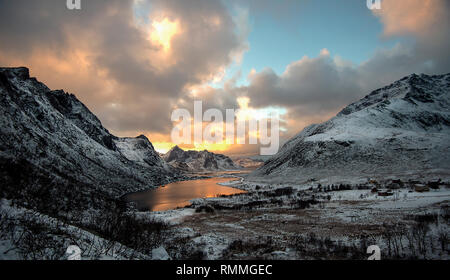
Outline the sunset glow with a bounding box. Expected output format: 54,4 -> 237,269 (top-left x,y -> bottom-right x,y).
152,142 -> 231,154
1,0 -> 448,157
150,18 -> 179,52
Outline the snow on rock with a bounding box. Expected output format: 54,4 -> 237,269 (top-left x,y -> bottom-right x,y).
163,145 -> 239,172
233,158 -> 265,169
191,233 -> 230,260
250,73 -> 450,184
114,135 -> 169,170
0,240 -> 20,260
151,246 -> 171,260
139,208 -> 196,225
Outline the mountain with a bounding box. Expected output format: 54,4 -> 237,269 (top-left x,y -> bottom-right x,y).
233,157 -> 265,169
163,146 -> 239,172
0,67 -> 181,213
249,73 -> 450,184
114,135 -> 168,169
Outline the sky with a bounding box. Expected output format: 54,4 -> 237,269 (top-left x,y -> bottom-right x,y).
0,0 -> 449,155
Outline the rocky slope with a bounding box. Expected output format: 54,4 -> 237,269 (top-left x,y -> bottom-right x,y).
250,73 -> 450,183
233,158 -> 265,169
163,146 -> 239,172
0,67 -> 180,213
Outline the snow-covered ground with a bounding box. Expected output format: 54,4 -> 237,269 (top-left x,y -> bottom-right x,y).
0,199 -> 145,260
0,199 -> 178,260
1,175 -> 448,260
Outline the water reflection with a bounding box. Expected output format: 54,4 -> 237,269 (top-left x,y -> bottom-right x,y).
124,177 -> 246,211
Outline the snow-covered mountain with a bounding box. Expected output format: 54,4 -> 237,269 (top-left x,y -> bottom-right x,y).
233,158 -> 265,169
250,73 -> 450,183
0,67 -> 179,204
163,146 -> 239,172
114,135 -> 169,169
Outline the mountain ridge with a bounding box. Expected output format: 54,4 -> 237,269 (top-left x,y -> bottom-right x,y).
249,72 -> 450,184
0,67 -> 181,211
163,145 -> 239,172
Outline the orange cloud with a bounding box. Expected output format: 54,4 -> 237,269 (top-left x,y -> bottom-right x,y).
150,17 -> 180,52
373,0 -> 443,37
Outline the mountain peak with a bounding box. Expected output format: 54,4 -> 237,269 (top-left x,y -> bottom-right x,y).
163,145 -> 185,162
0,67 -> 30,80
170,145 -> 183,152
163,146 -> 238,171
136,134 -> 150,141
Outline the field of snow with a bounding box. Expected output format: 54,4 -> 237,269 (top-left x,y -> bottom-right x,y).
151,177 -> 450,260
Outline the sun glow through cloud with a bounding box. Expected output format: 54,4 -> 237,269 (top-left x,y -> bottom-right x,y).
150,17 -> 179,52
152,142 -> 231,154
152,142 -> 176,154
151,95 -> 286,155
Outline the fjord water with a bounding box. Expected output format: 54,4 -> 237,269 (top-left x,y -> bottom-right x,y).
125,177 -> 246,211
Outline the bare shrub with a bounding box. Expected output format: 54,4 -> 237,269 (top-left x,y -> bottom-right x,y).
223,236 -> 277,259
411,221 -> 430,258
381,223 -> 407,258
437,228 -> 448,253
90,209 -> 168,255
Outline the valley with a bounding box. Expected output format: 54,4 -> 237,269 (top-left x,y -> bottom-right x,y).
0,67 -> 449,260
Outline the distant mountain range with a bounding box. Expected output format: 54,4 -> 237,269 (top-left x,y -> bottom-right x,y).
250,73 -> 450,183
163,146 -> 239,172
0,67 -> 182,212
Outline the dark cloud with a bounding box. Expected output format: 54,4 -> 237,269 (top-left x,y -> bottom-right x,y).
244,51 -> 361,114
241,42 -> 449,122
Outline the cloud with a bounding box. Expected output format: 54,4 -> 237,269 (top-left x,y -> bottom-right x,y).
374,0 -> 443,37
227,0 -> 450,139
373,0 -> 450,73
235,38 -> 448,141
0,0 -> 247,136
244,49 -> 362,114
1,0 -> 449,155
